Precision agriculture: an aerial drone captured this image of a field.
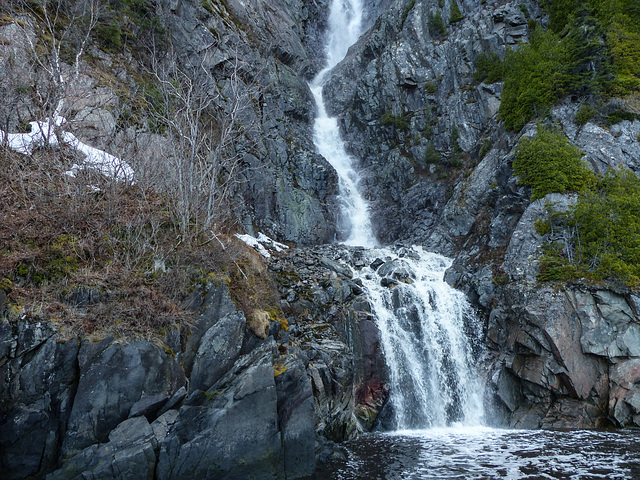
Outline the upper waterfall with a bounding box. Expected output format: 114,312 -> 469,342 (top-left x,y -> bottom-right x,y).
310,0 -> 376,247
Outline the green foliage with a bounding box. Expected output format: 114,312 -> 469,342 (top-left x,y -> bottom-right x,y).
395,113 -> 409,130
425,80 -> 437,94
473,52 -> 504,84
513,125 -> 596,200
499,29 -> 587,131
381,110 -> 410,130
604,108 -> 638,125
381,110 -> 395,126
534,218 -> 551,236
424,142 -> 441,164
539,0 -> 640,97
95,20 -> 122,50
478,138 -> 492,159
428,11 -> 447,38
538,168 -> 640,288
574,103 -> 596,125
94,0 -> 166,53
449,0 -> 463,23
493,0 -> 640,131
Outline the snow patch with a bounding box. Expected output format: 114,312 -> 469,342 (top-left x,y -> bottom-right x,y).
1,116 -> 134,182
235,233 -> 288,258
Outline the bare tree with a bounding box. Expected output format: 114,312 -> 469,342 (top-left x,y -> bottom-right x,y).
147,47 -> 259,236
0,0 -> 100,143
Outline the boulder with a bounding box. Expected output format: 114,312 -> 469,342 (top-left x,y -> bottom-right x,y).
189,310 -> 246,392
61,335 -> 186,459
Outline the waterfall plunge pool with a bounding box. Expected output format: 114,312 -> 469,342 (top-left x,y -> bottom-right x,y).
317,426 -> 640,479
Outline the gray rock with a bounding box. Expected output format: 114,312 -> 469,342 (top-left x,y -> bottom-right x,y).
275,356 -> 316,478
0,332 -> 79,479
157,343 -> 283,479
503,193 -> 576,284
48,417 -> 157,480
61,336 -> 185,459
190,310 -> 246,392
128,395 -> 169,421
182,283 -> 237,375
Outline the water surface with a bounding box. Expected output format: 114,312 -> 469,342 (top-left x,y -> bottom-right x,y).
318,426 -> 640,479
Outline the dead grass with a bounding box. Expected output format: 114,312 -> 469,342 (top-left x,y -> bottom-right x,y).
0,144 -> 281,339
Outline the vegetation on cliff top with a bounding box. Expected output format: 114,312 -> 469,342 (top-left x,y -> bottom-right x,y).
538,168 -> 640,288
476,0 -> 640,131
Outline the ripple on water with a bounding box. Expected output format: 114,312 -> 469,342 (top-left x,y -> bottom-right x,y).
318,427 -> 640,480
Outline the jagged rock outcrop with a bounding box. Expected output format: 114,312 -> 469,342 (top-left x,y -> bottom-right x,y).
0,245 -> 390,479
323,0 -> 542,244
0,283 -> 318,479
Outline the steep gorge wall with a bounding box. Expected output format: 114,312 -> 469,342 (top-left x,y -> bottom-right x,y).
322,0 -> 640,429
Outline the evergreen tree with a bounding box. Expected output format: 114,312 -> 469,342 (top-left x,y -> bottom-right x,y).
450,0 -> 464,23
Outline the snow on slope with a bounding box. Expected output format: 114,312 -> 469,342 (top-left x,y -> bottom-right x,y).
1,116 -> 134,182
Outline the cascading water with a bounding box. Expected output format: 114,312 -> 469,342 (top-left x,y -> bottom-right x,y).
355,247 -> 485,430
310,0 -> 376,247
312,0 -> 484,430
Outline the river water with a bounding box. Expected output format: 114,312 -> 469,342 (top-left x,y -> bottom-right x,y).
317,426 -> 640,479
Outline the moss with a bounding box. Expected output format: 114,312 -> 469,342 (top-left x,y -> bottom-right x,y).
273,361 -> 288,377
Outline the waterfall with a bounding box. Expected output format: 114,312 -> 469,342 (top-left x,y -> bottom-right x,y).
311,0 -> 484,431
355,247 -> 485,430
310,0 -> 376,247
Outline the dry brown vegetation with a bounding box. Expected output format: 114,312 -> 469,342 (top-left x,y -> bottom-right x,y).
0,144 -> 282,339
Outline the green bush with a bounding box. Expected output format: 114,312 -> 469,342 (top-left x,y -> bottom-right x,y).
428,11 -> 447,38
424,142 -> 441,164
513,125 -> 596,200
574,103 -> 596,125
494,0 -> 640,131
539,168 -> 640,288
478,138 -> 492,159
473,52 -> 504,84
381,110 -> 395,126
499,28 -> 585,131
450,0 -> 464,23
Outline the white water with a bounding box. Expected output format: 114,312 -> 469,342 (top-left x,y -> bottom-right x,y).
312,0 -> 483,430
310,0 -> 376,247
355,247 -> 485,429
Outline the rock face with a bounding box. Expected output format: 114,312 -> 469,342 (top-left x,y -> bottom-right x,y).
0,253 -> 387,479
4,0 -> 640,476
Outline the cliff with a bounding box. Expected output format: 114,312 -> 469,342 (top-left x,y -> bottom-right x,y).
2,0 -> 640,478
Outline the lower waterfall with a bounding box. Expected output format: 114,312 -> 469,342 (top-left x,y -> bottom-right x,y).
355,246 -> 485,430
